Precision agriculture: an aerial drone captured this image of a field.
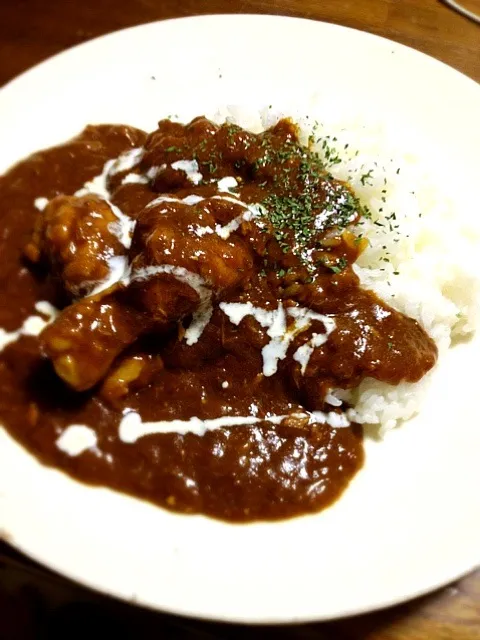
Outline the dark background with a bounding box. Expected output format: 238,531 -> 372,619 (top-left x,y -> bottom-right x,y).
0,1 -> 479,638
0,0 -> 479,85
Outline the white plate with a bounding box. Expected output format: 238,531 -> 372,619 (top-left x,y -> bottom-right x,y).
0,15 -> 479,624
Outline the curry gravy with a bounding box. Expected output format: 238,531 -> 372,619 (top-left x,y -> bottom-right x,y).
0,118 -> 437,521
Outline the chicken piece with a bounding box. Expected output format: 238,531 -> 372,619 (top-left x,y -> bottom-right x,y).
40,291 -> 145,391
41,198 -> 254,391
128,198 -> 254,316
294,287 -> 438,390
40,272 -> 203,392
100,352 -> 164,405
24,195 -> 127,297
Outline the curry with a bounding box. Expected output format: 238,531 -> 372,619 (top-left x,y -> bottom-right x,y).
0,117 -> 437,521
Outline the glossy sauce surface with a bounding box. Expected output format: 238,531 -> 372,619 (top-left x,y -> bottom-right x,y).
0,118 -> 437,521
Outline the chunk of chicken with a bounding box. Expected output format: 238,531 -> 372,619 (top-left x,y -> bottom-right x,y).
128,198 -> 254,316
40,291 -> 144,391
24,195 -> 127,297
41,197 -> 254,391
100,352 -> 164,405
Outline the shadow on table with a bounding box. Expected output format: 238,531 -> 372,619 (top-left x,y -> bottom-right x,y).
1,543 -> 479,640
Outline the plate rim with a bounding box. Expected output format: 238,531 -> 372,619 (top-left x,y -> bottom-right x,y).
0,13 -> 479,624
1,13 -> 478,97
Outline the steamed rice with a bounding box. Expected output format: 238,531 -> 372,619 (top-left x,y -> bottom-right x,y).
209,104 -> 480,434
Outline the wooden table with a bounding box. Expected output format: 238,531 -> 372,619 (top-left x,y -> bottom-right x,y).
0,1 -> 479,638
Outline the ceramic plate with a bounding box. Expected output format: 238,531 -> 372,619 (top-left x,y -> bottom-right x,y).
0,15 -> 479,623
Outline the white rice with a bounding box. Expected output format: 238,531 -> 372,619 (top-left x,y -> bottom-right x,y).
210,104 -> 480,434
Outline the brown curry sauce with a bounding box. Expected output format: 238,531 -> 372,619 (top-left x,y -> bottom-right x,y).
0,118 -> 437,521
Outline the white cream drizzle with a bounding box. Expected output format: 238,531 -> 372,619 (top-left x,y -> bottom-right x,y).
146,194 -> 206,210
121,173 -> 149,186
213,200 -> 264,240
71,148 -> 144,199
74,158 -> 115,200
34,197 -> 49,211
34,300 -> 58,317
0,301 -> 58,352
118,409 -> 350,443
128,265 -> 212,345
293,334 -> 329,375
182,194 -> 204,205
21,315 -> 51,336
107,202 -> 135,249
144,164 -> 166,182
147,192 -> 263,239
217,176 -> 238,192
171,159 -> 203,185
58,406 -> 350,457
325,391 -> 343,407
56,425 -> 98,456
185,301 -> 213,345
85,255 -> 129,297
290,309 -> 337,374
108,147 -> 144,175
191,224 -> 215,237
374,304 -> 391,321
220,302 -> 336,377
